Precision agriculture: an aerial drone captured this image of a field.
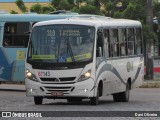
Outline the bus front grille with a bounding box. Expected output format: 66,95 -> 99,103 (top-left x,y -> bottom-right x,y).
44,86 -> 74,93
40,77 -> 76,83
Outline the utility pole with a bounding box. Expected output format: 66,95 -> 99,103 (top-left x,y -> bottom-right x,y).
146,0 -> 154,80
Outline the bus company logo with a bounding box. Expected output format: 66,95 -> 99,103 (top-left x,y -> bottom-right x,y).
126,62 -> 131,72
54,78 -> 60,82
2,112 -> 11,117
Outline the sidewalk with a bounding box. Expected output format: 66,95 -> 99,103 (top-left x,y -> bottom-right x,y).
0,79 -> 160,92
139,79 -> 160,88
0,83 -> 25,92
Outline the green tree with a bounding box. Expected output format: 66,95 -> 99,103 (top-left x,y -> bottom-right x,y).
59,0 -> 71,10
102,0 -> 118,16
15,0 -> 28,13
153,2 -> 160,16
123,3 -> 146,21
74,0 -> 84,8
94,0 -> 101,10
143,25 -> 157,44
113,11 -> 123,18
41,6 -> 55,14
30,3 -> 55,14
66,0 -> 75,8
50,0 -> 61,10
10,10 -> 18,14
79,4 -> 99,14
50,0 -> 82,10
30,4 -> 42,13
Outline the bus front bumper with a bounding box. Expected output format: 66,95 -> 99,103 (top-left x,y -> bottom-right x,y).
25,78 -> 95,98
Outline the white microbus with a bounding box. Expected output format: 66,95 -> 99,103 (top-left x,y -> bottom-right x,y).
25,16 -> 144,105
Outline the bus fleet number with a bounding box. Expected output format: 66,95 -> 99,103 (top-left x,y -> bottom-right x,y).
38,71 -> 50,77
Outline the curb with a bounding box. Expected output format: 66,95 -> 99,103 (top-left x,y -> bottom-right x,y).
0,89 -> 25,92
140,80 -> 160,88
0,84 -> 25,92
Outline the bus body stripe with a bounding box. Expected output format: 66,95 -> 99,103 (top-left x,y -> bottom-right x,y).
96,62 -> 126,85
96,58 -> 143,85
131,57 -> 143,84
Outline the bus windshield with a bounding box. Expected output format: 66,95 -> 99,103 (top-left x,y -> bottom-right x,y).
27,25 -> 95,63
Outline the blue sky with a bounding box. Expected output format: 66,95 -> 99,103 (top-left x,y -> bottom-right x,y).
0,0 -> 50,2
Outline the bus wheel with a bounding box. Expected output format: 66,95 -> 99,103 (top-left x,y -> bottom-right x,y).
67,98 -> 82,103
34,97 -> 43,105
90,87 -> 99,105
113,82 -> 130,102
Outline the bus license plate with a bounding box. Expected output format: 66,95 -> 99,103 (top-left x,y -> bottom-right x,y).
51,91 -> 63,96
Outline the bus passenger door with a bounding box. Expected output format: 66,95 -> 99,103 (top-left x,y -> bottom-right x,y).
96,29 -> 110,95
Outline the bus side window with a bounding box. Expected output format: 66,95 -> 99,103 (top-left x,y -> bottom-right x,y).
135,28 -> 142,54
110,29 -> 119,57
96,30 -> 103,57
3,23 -> 15,47
103,29 -> 109,58
119,28 -> 127,56
3,22 -> 30,48
127,28 -> 135,55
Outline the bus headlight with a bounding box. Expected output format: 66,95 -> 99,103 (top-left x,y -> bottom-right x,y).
78,70 -> 91,82
26,69 -> 39,82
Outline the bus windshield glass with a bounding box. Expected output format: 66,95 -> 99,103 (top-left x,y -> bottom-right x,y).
28,25 -> 95,63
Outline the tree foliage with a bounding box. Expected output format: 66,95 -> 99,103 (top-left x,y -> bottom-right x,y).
50,0 -> 60,9
30,4 -> 42,14
123,3 -> 146,21
153,2 -> 160,16
59,0 -> 72,10
10,10 -> 18,14
30,4 -> 55,14
79,4 -> 99,14
15,0 -> 28,13
13,0 -> 160,43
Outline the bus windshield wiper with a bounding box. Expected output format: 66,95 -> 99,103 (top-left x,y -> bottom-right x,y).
58,27 -> 76,64
66,38 -> 76,64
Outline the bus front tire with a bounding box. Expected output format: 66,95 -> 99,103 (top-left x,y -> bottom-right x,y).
90,87 -> 99,105
34,96 -> 43,105
113,82 -> 130,102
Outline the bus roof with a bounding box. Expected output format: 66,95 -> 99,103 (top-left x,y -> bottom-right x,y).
0,14 -> 78,22
35,15 -> 142,28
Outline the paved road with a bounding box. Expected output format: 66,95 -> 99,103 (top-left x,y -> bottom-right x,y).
0,88 -> 160,120
0,88 -> 160,111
